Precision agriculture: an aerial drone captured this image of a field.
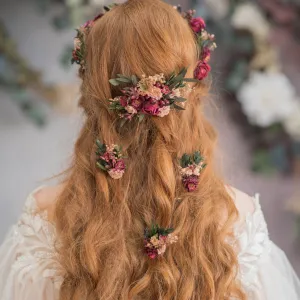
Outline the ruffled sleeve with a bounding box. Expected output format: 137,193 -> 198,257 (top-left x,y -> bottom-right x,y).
235,194 -> 300,300
0,187 -> 63,300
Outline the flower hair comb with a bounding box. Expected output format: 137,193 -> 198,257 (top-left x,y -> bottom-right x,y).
95,140 -> 126,179
144,224 -> 178,259
108,68 -> 198,122
179,151 -> 207,192
175,6 -> 217,81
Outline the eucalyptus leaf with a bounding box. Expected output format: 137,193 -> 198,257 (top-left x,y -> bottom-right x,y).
183,78 -> 200,83
116,78 -> 132,83
138,114 -> 145,122
174,97 -> 187,102
173,103 -> 185,111
109,79 -> 120,86
131,75 -> 138,85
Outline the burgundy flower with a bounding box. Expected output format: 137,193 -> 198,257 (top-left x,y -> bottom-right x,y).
190,17 -> 206,33
130,97 -> 144,110
201,47 -> 211,62
182,175 -> 199,192
119,96 -> 128,107
145,247 -> 158,259
142,102 -> 160,116
93,13 -> 104,22
194,60 -> 211,80
114,159 -> 126,171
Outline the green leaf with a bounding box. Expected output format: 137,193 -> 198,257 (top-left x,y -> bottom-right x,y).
181,153 -> 190,168
178,68 -> 187,78
96,139 -> 103,149
194,151 -> 201,164
131,75 -> 138,85
138,114 -> 145,122
183,78 -> 200,83
109,79 -> 120,86
174,97 -> 187,103
173,103 -> 185,111
116,78 -> 132,83
96,162 -> 107,171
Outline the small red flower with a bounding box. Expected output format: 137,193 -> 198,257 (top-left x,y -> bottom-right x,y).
119,96 -> 128,107
194,60 -> 211,80
182,175 -> 199,192
142,102 -> 160,116
190,17 -> 206,33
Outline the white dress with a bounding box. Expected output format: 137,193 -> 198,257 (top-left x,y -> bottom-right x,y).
0,187 -> 299,300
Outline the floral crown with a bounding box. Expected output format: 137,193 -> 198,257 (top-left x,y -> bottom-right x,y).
175,6 -> 217,80
71,4 -> 116,68
72,4 -> 217,81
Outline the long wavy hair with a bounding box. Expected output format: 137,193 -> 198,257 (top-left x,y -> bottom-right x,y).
55,0 -> 246,299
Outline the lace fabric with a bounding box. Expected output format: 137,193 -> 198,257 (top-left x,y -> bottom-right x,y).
0,188 -> 299,300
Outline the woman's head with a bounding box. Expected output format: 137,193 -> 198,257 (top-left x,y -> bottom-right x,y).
55,1 -> 246,299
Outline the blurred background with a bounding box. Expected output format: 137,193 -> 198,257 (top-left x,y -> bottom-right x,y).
0,0 -> 299,274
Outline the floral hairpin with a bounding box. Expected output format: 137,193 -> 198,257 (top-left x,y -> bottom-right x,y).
175,6 -> 217,80
109,68 -> 198,122
144,224 -> 178,259
95,140 -> 126,179
179,151 -> 207,192
72,4 -> 118,67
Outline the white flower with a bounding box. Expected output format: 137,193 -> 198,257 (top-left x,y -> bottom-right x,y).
237,71 -> 299,128
125,105 -> 137,115
157,106 -> 170,118
170,88 -> 181,98
283,101 -> 300,141
231,3 -> 270,40
73,38 -> 81,49
108,169 -> 124,180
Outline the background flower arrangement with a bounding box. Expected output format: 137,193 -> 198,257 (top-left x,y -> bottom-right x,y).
202,0 -> 300,175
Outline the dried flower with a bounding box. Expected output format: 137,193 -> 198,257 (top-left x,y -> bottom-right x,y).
144,225 -> 178,259
95,140 -> 126,179
182,175 -> 199,192
179,151 -> 206,192
157,106 -> 171,117
194,61 -> 211,81
190,17 -> 206,33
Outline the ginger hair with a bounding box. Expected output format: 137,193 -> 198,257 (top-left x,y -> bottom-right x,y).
55,0 -> 246,299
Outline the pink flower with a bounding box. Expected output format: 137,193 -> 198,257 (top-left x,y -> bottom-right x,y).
125,105 -> 137,115
108,168 -> 125,179
190,17 -> 206,33
157,106 -> 170,117
130,97 -> 144,110
161,85 -> 170,95
142,102 -> 160,116
114,159 -> 126,171
182,175 -> 199,192
194,60 -> 211,80
201,47 -> 211,62
101,152 -> 111,163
